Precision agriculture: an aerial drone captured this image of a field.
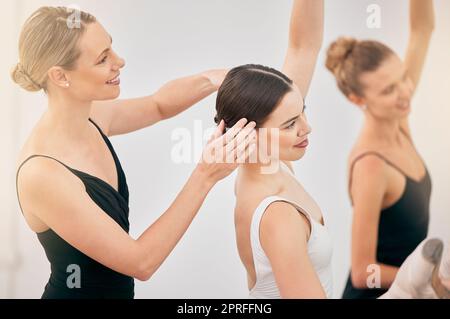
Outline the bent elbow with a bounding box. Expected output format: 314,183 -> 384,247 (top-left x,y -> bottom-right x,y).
351,274 -> 367,290
134,263 -> 154,282
422,25 -> 435,36
135,272 -> 152,282
351,268 -> 370,290
130,251 -> 157,281
129,242 -> 162,282
412,23 -> 435,37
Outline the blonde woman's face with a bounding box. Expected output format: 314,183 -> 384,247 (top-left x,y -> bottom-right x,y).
359,54 -> 414,120
66,22 -> 125,101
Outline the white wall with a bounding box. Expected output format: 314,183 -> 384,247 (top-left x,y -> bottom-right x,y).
1,0 -> 449,299
0,0 -> 21,299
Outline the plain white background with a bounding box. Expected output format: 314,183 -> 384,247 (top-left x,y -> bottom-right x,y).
1,0 -> 449,298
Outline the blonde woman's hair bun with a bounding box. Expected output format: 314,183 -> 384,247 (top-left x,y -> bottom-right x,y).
325,37 -> 358,75
11,63 -> 42,92
11,6 -> 97,93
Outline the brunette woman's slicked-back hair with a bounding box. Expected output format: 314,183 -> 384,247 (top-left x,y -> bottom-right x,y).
215,64 -> 293,128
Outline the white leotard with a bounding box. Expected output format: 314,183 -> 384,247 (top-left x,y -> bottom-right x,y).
248,164 -> 333,298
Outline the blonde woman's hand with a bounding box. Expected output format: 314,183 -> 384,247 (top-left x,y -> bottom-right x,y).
196,118 -> 257,184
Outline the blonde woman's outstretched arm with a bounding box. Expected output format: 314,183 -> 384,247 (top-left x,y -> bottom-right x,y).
91,69 -> 228,136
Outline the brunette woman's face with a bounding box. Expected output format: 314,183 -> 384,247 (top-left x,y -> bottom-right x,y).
258,85 -> 312,162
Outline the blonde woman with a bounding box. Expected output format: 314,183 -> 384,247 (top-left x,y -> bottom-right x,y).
13,7 -> 256,298
325,0 -> 436,298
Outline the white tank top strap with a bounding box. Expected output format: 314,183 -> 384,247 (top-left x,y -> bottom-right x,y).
250,195 -> 314,254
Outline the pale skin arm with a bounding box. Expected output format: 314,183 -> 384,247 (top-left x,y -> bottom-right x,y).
90,69 -> 228,137
401,0 -> 435,135
17,119 -> 256,281
404,0 -> 435,89
282,0 -> 324,98
260,202 -> 326,298
350,156 -> 399,289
